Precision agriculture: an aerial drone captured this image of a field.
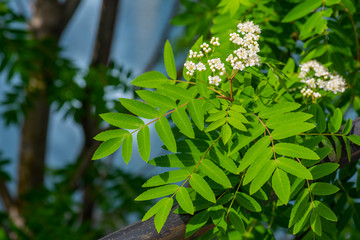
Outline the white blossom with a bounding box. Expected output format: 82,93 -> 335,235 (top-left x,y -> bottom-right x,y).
299,60 -> 347,99
208,75 -> 222,86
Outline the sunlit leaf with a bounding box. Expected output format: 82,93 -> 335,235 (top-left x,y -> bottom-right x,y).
92,138 -> 122,160
137,126 -> 150,162
154,197 -> 173,233
272,168 -> 290,204
119,98 -> 159,119
122,135 -> 133,164
199,159 -> 232,188
164,40 -> 177,80
176,187 -> 194,215
135,185 -> 178,201
155,116 -> 177,153
190,173 -> 216,203
100,112 -> 144,129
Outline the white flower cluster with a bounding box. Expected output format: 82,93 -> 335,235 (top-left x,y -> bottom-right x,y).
188,50 -> 204,59
210,37 -> 220,46
208,76 -> 221,86
183,21 -> 262,87
299,60 -> 347,99
226,21 -> 261,71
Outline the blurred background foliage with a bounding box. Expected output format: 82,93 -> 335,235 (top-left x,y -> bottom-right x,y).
0,0 -> 359,239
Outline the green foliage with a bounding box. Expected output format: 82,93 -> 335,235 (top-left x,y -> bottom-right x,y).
91,0 -> 360,238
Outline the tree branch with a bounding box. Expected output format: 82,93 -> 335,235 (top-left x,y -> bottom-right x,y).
59,0 -> 82,35
0,179 -> 13,211
99,117 -> 360,240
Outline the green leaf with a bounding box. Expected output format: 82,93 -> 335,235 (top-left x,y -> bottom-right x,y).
155,117 -> 177,153
228,209 -> 245,234
164,40 -> 177,80
314,200 -> 337,221
266,112 -> 313,129
329,108 -> 342,133
200,159 -> 232,188
236,192 -> 262,212
276,157 -> 313,179
176,187 -> 194,215
228,119 -> 265,156
309,104 -> 326,133
136,90 -> 177,111
258,102 -> 301,119
221,124 -> 231,145
231,104 -> 246,113
272,168 -> 290,204
205,118 -> 226,132
325,0 -> 340,6
282,0 -> 322,22
206,111 -> 227,122
93,129 -> 129,141
92,138 -> 122,160
137,126 -> 150,162
149,154 -> 199,168
119,98 -> 159,119
310,212 -> 322,236
309,163 -> 339,180
135,185 -> 178,201
250,160 -> 276,195
159,84 -> 193,102
243,148 -> 273,185
342,118 -> 352,135
289,189 -> 309,227
310,182 -> 339,196
293,203 -> 312,234
142,197 -> 169,221
275,143 -> 319,160
214,149 -> 238,174
122,135 -> 133,164
172,107 -> 194,138
187,99 -> 205,130
189,173 -> 216,203
238,136 -> 271,172
343,136 -> 352,162
228,110 -> 249,123
228,117 -> 247,131
143,169 -> 190,187
100,113 -> 144,129
185,210 -> 209,238
131,71 -> 172,88
348,135 -> 360,146
154,197 -> 173,233
271,122 -> 315,140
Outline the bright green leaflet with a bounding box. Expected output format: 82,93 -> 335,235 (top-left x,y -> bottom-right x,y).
187,99 -> 205,130
131,71 -> 172,88
282,0 -> 322,22
164,40 -> 177,80
310,212 -> 322,236
155,116 -> 177,153
92,137 -> 123,160
272,168 -> 291,204
93,129 -> 129,141
100,112 -> 144,129
154,197 -> 173,233
142,169 -> 190,187
199,159 -> 232,188
137,126 -> 151,162
314,200 -> 337,221
250,160 -> 276,195
135,184 -> 178,201
172,107 -> 195,138
276,157 -> 313,179
189,173 -> 216,203
274,143 -> 319,160
122,135 -> 133,164
238,136 -> 271,172
221,124 -> 231,145
119,98 -> 159,119
142,197 -> 169,221
176,187 -> 194,215
136,90 -> 177,111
